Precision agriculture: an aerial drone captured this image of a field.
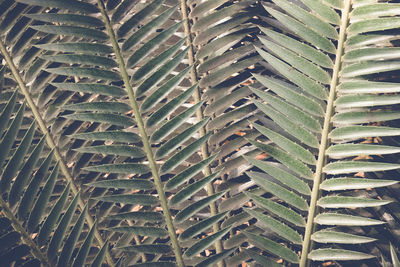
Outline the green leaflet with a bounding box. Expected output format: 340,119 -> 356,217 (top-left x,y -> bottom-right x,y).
70,131 -> 141,143
251,88 -> 323,133
111,0 -> 140,23
58,206 -> 87,267
47,192 -> 80,260
244,231 -> 299,263
161,133 -> 211,174
0,103 -> 25,171
51,83 -> 126,96
63,113 -> 134,127
75,145 -> 145,158
252,101 -> 319,148
249,140 -> 314,179
1,121 -> 35,193
116,244 -> 172,254
315,213 -> 385,226
38,183 -> 71,246
341,61 -> 400,77
351,3 -> 400,18
64,102 -> 131,112
251,122 -> 316,165
245,192 -> 306,227
35,43 -> 113,54
15,0 -> 98,13
301,0 -> 340,24
323,161 -> 400,175
41,54 -> 118,68
0,90 -> 17,136
326,143 -> 400,159
88,179 -> 154,190
255,47 -> 328,100
311,230 -> 376,244
94,194 -> 159,205
149,97 -> 202,141
179,211 -> 228,240
107,226 -> 168,237
9,136 -> 45,207
198,44 -> 254,73
156,118 -> 209,159
196,32 -> 250,60
390,243 -> 400,267
348,17 -> 400,36
200,56 -> 261,88
194,13 -> 251,46
336,94 -> 400,108
25,13 -> 103,27
317,196 -> 391,208
192,1 -> 253,32
90,241 -> 109,267
27,163 -> 59,232
128,34 -> 186,79
247,171 -> 309,211
308,248 -> 374,261
117,0 -> 164,38
332,110 -> 400,125
244,156 -> 311,196
31,25 -> 107,40
243,249 -> 285,267
320,178 -> 398,191
271,0 -> 338,39
135,47 -> 189,96
165,154 -> 218,190
253,74 -> 325,117
45,67 -> 120,81
141,65 -> 192,113
245,208 -> 302,244
264,6 -> 336,54
169,172 -> 219,206
190,0 -> 230,18
194,248 -> 236,267
330,126 -> 400,141
122,4 -> 178,51
72,223 -> 96,267
343,47 -> 400,62
106,211 -> 163,222
18,150 -> 54,220
184,226 -> 232,258
174,192 -> 225,224
127,22 -> 183,68
259,37 -> 331,84
259,27 -> 333,68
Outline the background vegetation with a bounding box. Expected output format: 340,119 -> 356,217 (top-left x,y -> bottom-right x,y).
1,0 -> 400,266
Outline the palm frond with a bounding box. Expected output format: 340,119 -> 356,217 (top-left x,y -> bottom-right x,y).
241,0 -> 400,265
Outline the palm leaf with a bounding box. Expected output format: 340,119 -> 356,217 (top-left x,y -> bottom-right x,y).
242,0 -> 400,265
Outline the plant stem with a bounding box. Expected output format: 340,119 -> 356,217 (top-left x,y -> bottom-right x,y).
299,1 -> 351,266
0,39 -> 114,267
0,197 -> 52,267
96,1 -> 185,266
179,1 -> 224,265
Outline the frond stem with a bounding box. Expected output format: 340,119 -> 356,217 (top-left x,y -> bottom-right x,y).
0,39 -> 114,267
0,197 -> 52,267
179,1 -> 224,263
96,1 -> 184,266
299,1 -> 351,266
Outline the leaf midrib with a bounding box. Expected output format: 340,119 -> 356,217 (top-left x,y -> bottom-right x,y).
299,1 -> 352,266
96,1 -> 185,266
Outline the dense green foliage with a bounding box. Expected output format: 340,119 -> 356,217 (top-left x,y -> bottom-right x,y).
1,0 -> 400,266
